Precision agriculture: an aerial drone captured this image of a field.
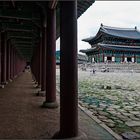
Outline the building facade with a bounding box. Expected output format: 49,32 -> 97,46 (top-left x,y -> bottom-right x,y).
80,24 -> 140,63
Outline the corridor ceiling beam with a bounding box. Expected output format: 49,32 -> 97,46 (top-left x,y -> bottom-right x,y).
49,0 -> 58,9
0,9 -> 40,21
0,0 -> 95,62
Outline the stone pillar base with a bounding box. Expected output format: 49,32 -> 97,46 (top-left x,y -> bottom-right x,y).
52,131 -> 88,140
9,79 -> 13,82
1,82 -> 8,85
36,90 -> 45,97
35,84 -> 41,88
32,81 -> 38,84
41,101 -> 58,109
32,80 -> 35,82
33,84 -> 38,88
0,85 -> 5,88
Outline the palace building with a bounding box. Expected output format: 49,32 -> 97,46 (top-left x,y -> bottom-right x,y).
80,24 -> 140,63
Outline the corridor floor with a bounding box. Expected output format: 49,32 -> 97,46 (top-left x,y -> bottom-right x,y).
0,70 -> 116,140
0,70 -> 59,139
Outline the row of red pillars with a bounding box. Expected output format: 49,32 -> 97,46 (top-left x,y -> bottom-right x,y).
30,1 -> 79,139
0,32 -> 26,88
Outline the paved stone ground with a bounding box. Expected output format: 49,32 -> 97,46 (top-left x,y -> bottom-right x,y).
79,108 -> 116,140
0,70 -> 117,140
76,70 -> 140,140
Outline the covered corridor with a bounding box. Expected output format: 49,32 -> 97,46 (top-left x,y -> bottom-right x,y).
0,70 -> 116,139
0,70 -> 59,139
0,1 -> 118,139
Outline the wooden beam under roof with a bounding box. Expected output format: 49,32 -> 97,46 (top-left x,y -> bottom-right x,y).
0,8 -> 40,20
2,23 -> 33,31
0,1 -> 95,61
7,31 -> 33,37
49,0 -> 58,9
13,41 -> 32,45
9,36 -> 33,39
6,29 -> 33,32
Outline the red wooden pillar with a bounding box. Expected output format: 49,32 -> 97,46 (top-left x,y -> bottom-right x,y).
10,46 -> 14,81
102,49 -> 104,63
33,49 -> 37,82
41,27 -> 46,92
6,40 -> 10,81
14,49 -> 17,77
31,44 -> 40,88
16,51 -> 18,76
0,33 -> 1,85
122,53 -> 124,62
36,46 -> 40,85
0,32 -> 3,88
14,51 -> 17,77
12,48 -> 14,78
31,47 -> 39,84
42,5 -> 58,108
10,46 -> 12,81
31,49 -> 36,83
38,26 -> 46,96
103,53 -> 104,63
31,52 -> 34,81
13,48 -> 15,78
1,32 -> 7,86
16,53 -> 18,76
55,1 -> 78,138
36,40 -> 42,88
98,53 -> 100,63
134,53 -> 136,63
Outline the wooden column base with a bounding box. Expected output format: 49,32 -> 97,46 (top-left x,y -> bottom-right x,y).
41,101 -> 58,109
36,90 -> 45,97
52,131 -> 87,140
0,85 -> 5,88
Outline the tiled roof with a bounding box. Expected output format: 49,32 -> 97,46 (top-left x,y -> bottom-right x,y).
99,43 -> 140,51
83,24 -> 140,43
101,25 -> 140,40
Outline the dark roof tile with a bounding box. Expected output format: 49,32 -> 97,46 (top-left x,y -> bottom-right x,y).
83,24 -> 140,42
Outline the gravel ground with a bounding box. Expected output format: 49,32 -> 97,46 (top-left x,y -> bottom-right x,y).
0,71 -> 59,139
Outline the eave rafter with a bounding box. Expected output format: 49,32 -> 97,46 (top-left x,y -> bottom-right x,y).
0,6 -> 40,21
7,32 -> 33,37
49,0 -> 58,9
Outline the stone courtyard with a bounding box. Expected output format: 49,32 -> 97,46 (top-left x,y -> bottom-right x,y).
56,68 -> 140,139
77,70 -> 140,139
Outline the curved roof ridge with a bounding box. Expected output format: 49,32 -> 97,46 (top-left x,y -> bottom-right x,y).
98,43 -> 140,48
82,24 -> 140,43
82,35 -> 96,42
102,24 -> 136,31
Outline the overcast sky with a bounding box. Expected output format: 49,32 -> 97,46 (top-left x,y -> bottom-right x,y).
56,1 -> 140,54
